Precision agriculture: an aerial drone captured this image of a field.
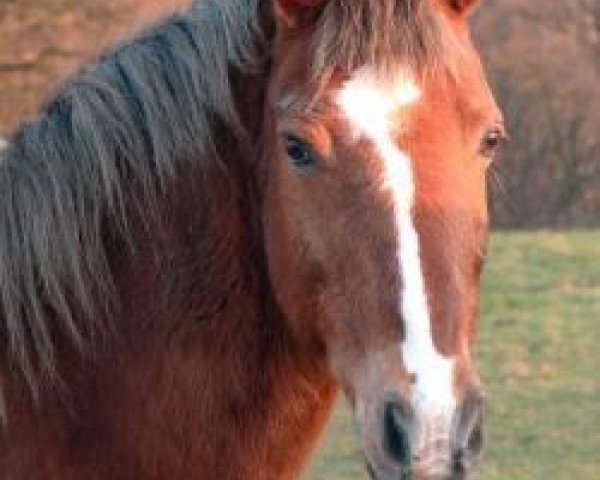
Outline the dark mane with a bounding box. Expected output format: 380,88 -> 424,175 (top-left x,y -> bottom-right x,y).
0,0 -> 445,406
0,0 -> 262,399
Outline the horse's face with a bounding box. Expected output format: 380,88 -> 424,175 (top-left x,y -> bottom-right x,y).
263,1 -> 503,478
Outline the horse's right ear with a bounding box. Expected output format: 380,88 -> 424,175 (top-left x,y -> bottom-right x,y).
272,0 -> 328,28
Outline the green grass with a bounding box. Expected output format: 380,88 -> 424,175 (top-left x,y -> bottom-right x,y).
305,231 -> 600,480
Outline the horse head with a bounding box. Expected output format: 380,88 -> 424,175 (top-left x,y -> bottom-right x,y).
262,1 -> 504,478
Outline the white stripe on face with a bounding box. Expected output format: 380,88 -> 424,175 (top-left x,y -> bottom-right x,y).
336,67 -> 455,446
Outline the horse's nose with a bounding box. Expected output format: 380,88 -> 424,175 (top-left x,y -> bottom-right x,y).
377,390 -> 484,479
451,388 -> 486,474
381,397 -> 414,473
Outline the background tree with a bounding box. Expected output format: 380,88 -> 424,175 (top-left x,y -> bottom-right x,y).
473,0 -> 600,227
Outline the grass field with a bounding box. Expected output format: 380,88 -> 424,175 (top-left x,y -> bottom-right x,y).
305,231 -> 600,480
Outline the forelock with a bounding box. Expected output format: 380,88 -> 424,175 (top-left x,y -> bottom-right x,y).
310,0 -> 449,75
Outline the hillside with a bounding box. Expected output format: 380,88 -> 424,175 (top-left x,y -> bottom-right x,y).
0,0 -> 191,134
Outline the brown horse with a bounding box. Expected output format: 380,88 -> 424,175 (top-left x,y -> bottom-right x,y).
0,0 -> 504,479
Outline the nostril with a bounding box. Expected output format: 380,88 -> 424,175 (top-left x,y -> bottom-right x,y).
453,414 -> 484,474
382,400 -> 413,468
452,448 -> 467,475
453,389 -> 486,471
467,415 -> 484,457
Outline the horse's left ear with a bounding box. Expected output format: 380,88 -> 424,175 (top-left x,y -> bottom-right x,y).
273,0 -> 328,28
446,0 -> 480,17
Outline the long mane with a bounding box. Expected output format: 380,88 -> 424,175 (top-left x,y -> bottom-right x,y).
0,0 -> 262,397
0,0 -> 446,406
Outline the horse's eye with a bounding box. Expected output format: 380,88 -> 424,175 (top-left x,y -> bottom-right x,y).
283,135 -> 317,169
480,127 -> 506,159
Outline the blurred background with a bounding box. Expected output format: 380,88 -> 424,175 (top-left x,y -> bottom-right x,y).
0,1 -> 598,479
1,0 -> 599,229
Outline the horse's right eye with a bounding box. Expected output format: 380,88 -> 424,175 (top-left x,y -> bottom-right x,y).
283,135 -> 317,170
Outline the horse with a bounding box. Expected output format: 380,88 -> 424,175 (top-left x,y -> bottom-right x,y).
0,0 -> 504,478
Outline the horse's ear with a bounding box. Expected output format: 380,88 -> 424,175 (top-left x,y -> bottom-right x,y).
273,0 -> 328,28
446,0 -> 480,17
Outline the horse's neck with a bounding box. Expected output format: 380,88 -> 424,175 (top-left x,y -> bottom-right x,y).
100,160 -> 338,479
1,161 -> 337,480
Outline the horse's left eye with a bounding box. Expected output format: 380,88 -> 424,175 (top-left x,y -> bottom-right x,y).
283,135 -> 317,169
479,127 -> 506,159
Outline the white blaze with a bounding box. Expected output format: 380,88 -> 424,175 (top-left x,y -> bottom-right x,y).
336,67 -> 455,446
